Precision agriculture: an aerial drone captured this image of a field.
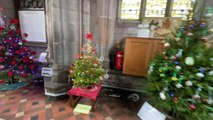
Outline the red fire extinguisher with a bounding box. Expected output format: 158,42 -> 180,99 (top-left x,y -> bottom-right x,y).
115,51 -> 124,70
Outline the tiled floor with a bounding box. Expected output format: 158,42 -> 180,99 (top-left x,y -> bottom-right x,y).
0,83 -> 142,120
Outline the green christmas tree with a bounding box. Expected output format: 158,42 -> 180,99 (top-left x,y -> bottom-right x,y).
70,33 -> 105,87
146,12 -> 213,119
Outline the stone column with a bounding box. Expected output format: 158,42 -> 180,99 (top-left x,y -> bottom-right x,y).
44,0 -> 90,96
90,0 -> 117,69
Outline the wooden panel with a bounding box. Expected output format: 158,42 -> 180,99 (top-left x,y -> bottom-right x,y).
123,37 -> 153,76
151,40 -> 164,59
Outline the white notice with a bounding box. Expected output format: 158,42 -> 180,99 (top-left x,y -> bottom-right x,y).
137,102 -> 166,120
39,52 -> 48,62
19,11 -> 46,43
41,67 -> 52,77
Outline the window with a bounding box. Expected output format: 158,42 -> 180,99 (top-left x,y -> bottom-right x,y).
120,0 -> 141,20
145,0 -> 167,17
119,0 -> 196,20
171,0 -> 195,17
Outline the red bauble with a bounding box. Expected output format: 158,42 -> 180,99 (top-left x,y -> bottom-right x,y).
23,33 -> 28,37
19,65 -> 24,70
22,40 -> 27,43
0,58 -> 4,63
0,27 -> 4,31
13,43 -> 18,47
7,71 -> 13,77
20,47 -> 25,52
189,104 -> 196,110
30,65 -> 35,70
31,51 -> 36,55
8,30 -> 13,35
29,59 -> 34,64
15,50 -> 20,54
22,73 -> 27,77
23,56 -> 29,63
12,61 -> 16,65
0,46 -> 3,50
92,49 -> 96,54
16,29 -> 21,34
10,19 -> 19,24
201,37 -> 207,42
5,39 -> 11,43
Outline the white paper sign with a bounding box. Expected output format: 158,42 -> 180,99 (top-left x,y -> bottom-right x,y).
39,52 -> 48,62
41,67 -> 52,77
19,11 -> 46,43
137,102 -> 166,120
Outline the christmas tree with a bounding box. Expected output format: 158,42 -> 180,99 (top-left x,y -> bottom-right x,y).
0,9 -> 41,83
70,33 -> 105,87
146,12 -> 213,119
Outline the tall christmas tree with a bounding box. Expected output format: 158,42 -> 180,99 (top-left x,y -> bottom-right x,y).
146,11 -> 213,119
0,9 -> 41,83
70,33 -> 105,87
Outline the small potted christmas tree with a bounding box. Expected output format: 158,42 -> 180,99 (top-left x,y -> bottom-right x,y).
70,33 -> 105,90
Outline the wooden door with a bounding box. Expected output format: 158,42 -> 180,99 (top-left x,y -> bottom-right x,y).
123,37 -> 153,77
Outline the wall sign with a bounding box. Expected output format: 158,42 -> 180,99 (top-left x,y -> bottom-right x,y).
39,52 -> 48,62
19,0 -> 44,9
41,67 -> 52,77
19,10 -> 46,43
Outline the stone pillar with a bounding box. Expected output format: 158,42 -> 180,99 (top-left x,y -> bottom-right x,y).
90,0 -> 117,69
44,0 -> 90,96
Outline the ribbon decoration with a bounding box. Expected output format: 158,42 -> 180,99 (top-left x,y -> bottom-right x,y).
185,37 -> 191,47
208,87 -> 213,105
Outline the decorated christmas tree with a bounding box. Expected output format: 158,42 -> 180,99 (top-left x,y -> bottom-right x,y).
0,9 -> 41,83
70,33 -> 105,87
146,11 -> 213,119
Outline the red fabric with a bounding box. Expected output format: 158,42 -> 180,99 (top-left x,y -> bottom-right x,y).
67,84 -> 101,100
0,80 -> 4,84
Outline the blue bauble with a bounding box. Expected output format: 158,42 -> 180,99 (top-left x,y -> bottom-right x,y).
200,24 -> 205,27
199,67 -> 206,74
175,61 -> 180,65
170,92 -> 175,97
195,18 -> 200,21
190,24 -> 194,28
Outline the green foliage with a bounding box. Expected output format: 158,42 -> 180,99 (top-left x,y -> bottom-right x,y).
146,15 -> 213,119
70,35 -> 105,87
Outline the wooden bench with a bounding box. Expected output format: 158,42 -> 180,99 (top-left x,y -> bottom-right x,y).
67,84 -> 102,112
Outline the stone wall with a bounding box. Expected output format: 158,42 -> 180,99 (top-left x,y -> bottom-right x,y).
90,0 -> 117,68
0,0 -> 16,19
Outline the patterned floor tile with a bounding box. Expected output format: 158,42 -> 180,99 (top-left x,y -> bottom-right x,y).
22,89 -> 29,93
2,108 -> 10,113
0,84 -> 142,120
45,104 -> 52,109
58,107 -> 65,112
15,111 -> 24,118
8,96 -> 15,100
31,115 -> 39,120
0,94 -> 5,98
32,101 -> 39,106
20,98 -> 27,103
105,116 -> 113,120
